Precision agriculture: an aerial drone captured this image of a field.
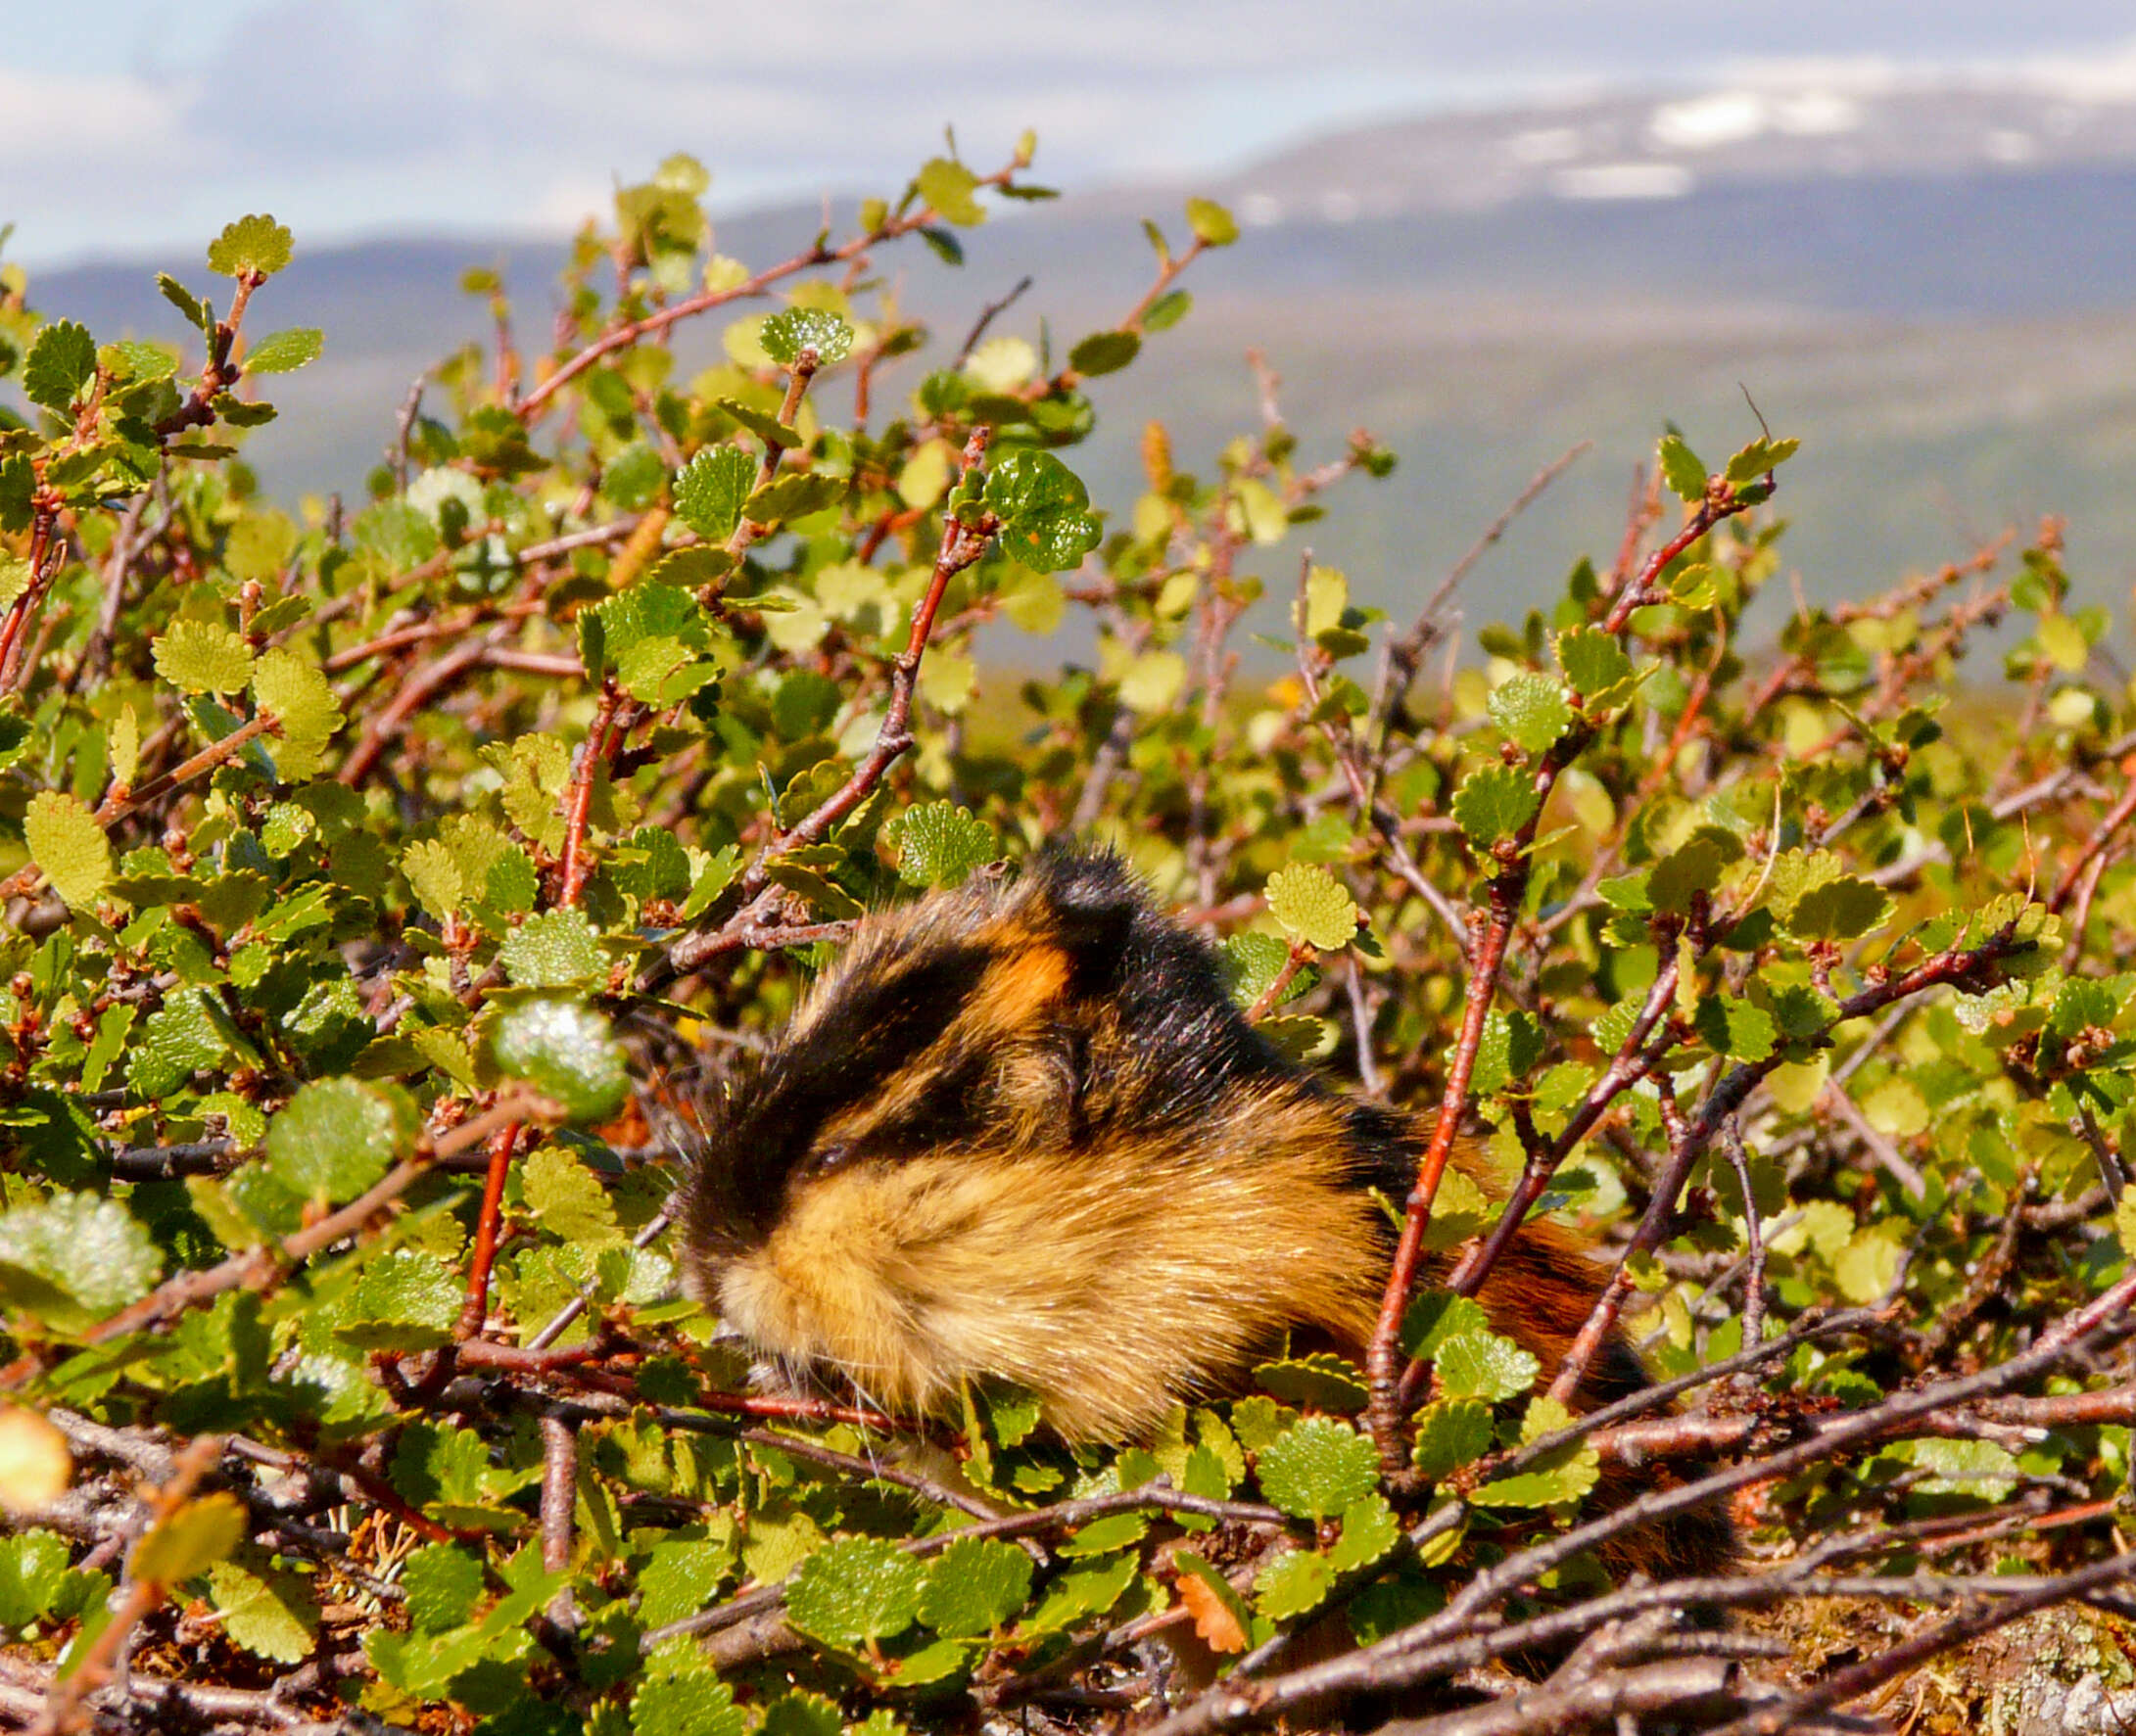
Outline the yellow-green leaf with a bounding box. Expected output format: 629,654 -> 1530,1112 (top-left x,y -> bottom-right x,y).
1264,864 -> 1359,952
133,1492 -> 246,1584
154,620 -> 255,695
24,792 -> 113,911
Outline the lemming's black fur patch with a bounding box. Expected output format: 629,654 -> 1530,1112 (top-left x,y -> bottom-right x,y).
682,843 -> 1379,1254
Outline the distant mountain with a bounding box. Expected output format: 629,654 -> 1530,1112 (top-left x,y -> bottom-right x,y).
1211,74 -> 2136,219
21,70 -> 2136,641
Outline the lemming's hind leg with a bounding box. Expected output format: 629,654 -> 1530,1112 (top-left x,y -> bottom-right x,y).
1470,1229 -> 1736,1581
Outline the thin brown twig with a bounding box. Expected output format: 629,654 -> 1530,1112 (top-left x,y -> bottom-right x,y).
654,425 -> 997,984
518,155 -> 1024,422
1,1094 -> 551,1390
30,1434 -> 222,1736
1368,442 -> 1590,772
1547,917 -> 2032,1404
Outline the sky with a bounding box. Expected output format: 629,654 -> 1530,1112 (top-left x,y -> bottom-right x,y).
8,0 -> 2136,267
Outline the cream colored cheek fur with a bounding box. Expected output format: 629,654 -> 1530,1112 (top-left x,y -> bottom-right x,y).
714,1136 -> 1384,1442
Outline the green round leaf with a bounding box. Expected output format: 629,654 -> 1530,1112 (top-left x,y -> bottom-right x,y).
1185,197 -> 1240,247
133,1492 -> 246,1584
245,327 -> 324,374
1656,431 -> 1707,502
153,620 -> 256,696
1068,330 -> 1140,377
1254,1417 -> 1379,1522
785,1535 -> 926,1650
673,446 -> 755,543
1411,1398 -> 1495,1480
0,1191 -> 162,1328
207,1559 -> 319,1663
1488,674 -> 1574,755
1327,1493 -> 1400,1573
1434,1331 -> 1541,1404
889,802 -> 998,888
491,1000 -> 630,1123
1450,763 -> 1541,851
498,909 -> 606,990
1555,626 -> 1638,707
1474,1396 -> 1600,1509
916,158 -> 986,226
762,308 -> 854,368
917,1538 -> 1032,1638
1254,1547 -> 1334,1620
208,213 -> 295,277
980,449 -> 1102,576
265,1078 -> 407,1205
23,320 -> 97,414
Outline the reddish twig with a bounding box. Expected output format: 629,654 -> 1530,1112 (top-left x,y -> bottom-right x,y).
1245,941 -> 1316,1023
558,679 -> 626,908
1367,479 -> 1793,1461
94,711 -> 274,827
2,1095 -> 552,1390
337,636 -> 494,787
455,1121 -> 527,1340
519,157 -> 1022,423
2050,754 -> 2136,915
655,425 -> 997,983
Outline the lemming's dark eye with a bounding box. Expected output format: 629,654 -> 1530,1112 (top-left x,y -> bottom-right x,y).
809,1140 -> 857,1176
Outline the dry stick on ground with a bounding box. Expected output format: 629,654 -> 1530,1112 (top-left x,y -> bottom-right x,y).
1706,1549 -> 2136,1736
1153,1261 -> 2136,1736
1234,1570 -> 2129,1736
1363,484 -> 1760,1466
1372,1659 -> 1754,1736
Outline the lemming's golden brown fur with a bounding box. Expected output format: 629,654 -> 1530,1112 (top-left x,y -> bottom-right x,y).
681,845 -> 1729,1577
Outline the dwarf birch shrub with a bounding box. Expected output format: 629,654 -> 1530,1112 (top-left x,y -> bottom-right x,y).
0,136 -> 2131,1735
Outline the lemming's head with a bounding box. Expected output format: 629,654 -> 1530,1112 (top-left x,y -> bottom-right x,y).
677,845 -> 1313,1265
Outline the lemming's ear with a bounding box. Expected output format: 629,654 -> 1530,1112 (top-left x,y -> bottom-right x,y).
1021,841 -> 1144,980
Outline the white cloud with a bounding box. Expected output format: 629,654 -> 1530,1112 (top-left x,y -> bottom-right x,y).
0,65 -> 191,164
